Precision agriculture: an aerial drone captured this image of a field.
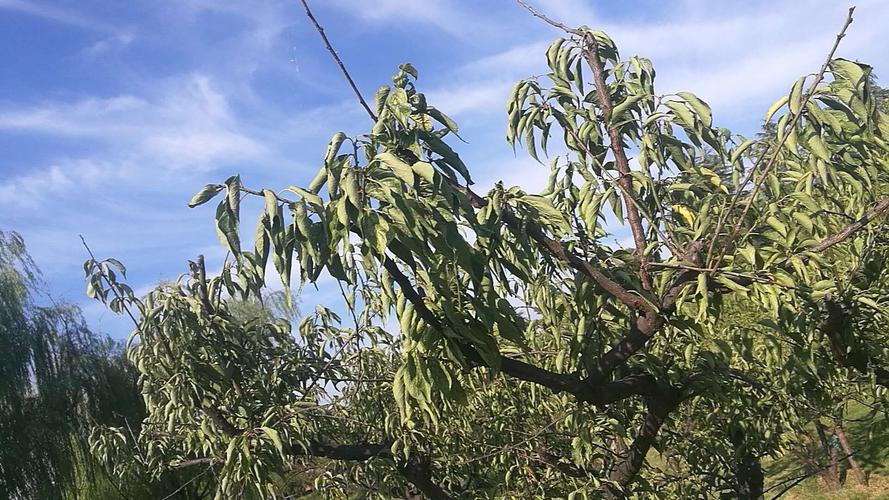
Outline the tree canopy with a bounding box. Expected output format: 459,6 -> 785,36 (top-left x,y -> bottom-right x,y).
85,4 -> 889,498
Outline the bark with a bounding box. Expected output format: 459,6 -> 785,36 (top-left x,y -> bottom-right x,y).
815,422 -> 841,490
730,429 -> 764,500
834,424 -> 868,486
397,460 -> 454,500
582,33 -> 651,290
603,396 -> 679,498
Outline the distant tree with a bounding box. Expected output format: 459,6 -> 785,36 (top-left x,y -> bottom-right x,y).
86,3 -> 889,498
0,231 -> 214,499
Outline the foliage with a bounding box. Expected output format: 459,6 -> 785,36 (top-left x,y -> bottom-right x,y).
86,10 -> 889,499
0,230 -> 214,499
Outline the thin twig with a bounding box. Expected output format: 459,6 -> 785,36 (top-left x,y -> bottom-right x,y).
160,465 -> 212,499
298,0 -> 377,121
765,451 -> 856,499
515,0 -> 580,35
80,235 -> 142,330
708,7 -> 856,270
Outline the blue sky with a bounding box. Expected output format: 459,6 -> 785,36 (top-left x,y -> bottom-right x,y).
2,0 -> 887,338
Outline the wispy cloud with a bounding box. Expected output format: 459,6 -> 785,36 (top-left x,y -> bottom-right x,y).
0,0 -> 119,32
0,160 -> 107,208
4,0 -> 888,339
325,0 -> 487,40
0,74 -> 267,172
81,33 -> 135,57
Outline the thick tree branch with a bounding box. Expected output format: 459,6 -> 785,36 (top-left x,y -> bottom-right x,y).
384,255 -> 663,404
591,241 -> 703,379
581,32 -> 651,290
303,442 -> 390,461
200,403 -> 455,496
605,395 -> 681,497
809,197 -> 889,253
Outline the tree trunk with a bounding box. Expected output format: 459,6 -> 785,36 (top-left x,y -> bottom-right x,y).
603,397 -> 677,499
815,422 -> 841,490
731,429 -> 764,500
834,424 -> 868,486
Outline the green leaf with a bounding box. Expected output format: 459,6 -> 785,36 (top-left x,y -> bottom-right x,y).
399,63 -> 418,79
519,195 -> 569,234
807,133 -> 831,162
766,216 -> 787,236
324,132 -> 347,165
342,169 -> 361,207
829,58 -> 867,85
664,101 -> 695,128
765,95 -> 789,122
376,151 -> 415,185
260,427 -> 284,457
427,106 -> 459,135
730,139 -> 755,164
285,186 -> 323,207
856,296 -> 882,310
387,88 -> 411,126
224,175 -> 241,222
714,275 -> 749,293
792,212 -> 813,232
188,184 -> 223,208
789,76 -> 805,115
611,94 -> 646,124
412,161 -> 435,183
374,86 -> 390,115
676,92 -> 712,127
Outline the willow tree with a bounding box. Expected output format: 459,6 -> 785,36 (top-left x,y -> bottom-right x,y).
86,3 -> 889,498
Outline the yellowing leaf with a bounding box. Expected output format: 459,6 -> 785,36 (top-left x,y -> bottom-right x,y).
672,204 -> 696,225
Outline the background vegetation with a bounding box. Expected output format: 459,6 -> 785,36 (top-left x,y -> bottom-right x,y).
3,1 -> 889,499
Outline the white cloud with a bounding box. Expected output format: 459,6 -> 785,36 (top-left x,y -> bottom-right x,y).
426,80 -> 514,117
0,74 -> 267,171
424,0 -> 889,126
0,160 -> 108,208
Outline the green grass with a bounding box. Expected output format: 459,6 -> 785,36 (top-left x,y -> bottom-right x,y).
766,400 -> 889,499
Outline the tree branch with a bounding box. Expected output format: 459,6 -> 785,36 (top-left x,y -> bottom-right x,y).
605,395 -> 681,497
384,255 -> 663,404
581,31 -> 651,290
708,7 -> 856,270
450,182 -> 654,313
297,0 -> 377,121
515,0 -> 581,35
809,197 -> 889,253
